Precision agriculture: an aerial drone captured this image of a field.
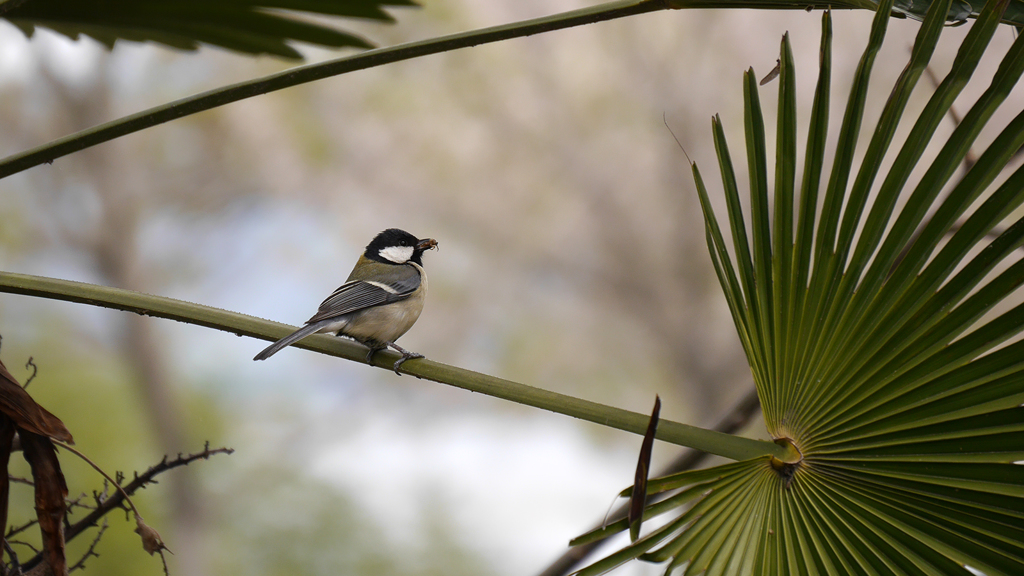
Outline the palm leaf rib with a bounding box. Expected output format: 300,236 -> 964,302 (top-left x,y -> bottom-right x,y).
784,14 -> 830,442
801,0 -> 1013,431
704,124 -> 773,401
774,35 -> 799,433
744,69 -> 778,424
575,0 -> 1024,571
788,0 -> 895,430
824,113 -> 1024,410
797,0 -> 957,425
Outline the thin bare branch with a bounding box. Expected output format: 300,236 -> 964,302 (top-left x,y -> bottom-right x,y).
19,361 -> 34,390
67,520 -> 106,573
19,444 -> 232,573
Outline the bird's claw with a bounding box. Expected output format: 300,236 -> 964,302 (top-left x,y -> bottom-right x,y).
393,352 -> 424,375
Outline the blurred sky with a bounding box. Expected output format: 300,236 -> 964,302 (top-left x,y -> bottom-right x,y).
0,1 -> 1019,574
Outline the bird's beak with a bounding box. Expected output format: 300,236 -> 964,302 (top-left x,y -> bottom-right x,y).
417,238 -> 438,251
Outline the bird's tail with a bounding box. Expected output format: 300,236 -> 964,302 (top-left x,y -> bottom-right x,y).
254,323 -> 325,361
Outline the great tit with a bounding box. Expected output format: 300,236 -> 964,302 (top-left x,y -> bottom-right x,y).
254,228 -> 438,373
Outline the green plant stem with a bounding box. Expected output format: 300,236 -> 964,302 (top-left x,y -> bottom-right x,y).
0,0 -> 659,178
0,0 -> 884,180
0,270 -> 782,461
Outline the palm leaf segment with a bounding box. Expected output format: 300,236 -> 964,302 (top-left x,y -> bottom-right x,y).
0,0 -> 418,59
575,0 -> 1024,572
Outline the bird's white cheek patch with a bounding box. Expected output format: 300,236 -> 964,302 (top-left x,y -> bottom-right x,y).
379,245 -> 414,263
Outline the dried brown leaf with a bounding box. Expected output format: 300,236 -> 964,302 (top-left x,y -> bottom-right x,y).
21,431 -> 68,576
0,359 -> 73,444
628,395 -> 660,542
134,515 -> 170,556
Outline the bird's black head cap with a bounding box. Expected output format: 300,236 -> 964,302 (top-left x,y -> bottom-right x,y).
365,228 -> 437,265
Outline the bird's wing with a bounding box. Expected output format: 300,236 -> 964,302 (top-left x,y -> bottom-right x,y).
307,265 -> 421,323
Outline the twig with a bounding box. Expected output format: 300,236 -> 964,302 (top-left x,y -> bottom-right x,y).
67,520 -> 107,573
6,541 -> 37,556
5,519 -> 37,540
89,482 -> 112,514
21,359 -> 35,389
20,443 -> 232,572
4,540 -> 20,575
158,549 -> 170,576
63,495 -> 93,534
65,494 -> 93,515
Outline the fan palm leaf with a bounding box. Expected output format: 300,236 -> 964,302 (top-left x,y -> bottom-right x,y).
0,0 -> 418,58
573,0 -> 1024,572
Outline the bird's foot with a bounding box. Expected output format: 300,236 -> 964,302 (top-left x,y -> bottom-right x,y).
388,342 -> 424,375
392,352 -> 424,375
365,346 -> 384,364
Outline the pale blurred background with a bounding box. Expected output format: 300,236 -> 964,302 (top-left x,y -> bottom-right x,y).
0,1 -> 1014,574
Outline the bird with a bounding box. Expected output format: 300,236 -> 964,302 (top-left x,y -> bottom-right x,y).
254,228 -> 438,374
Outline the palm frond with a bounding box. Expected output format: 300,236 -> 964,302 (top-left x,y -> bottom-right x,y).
1,0 -> 418,59
575,0 -> 1024,571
